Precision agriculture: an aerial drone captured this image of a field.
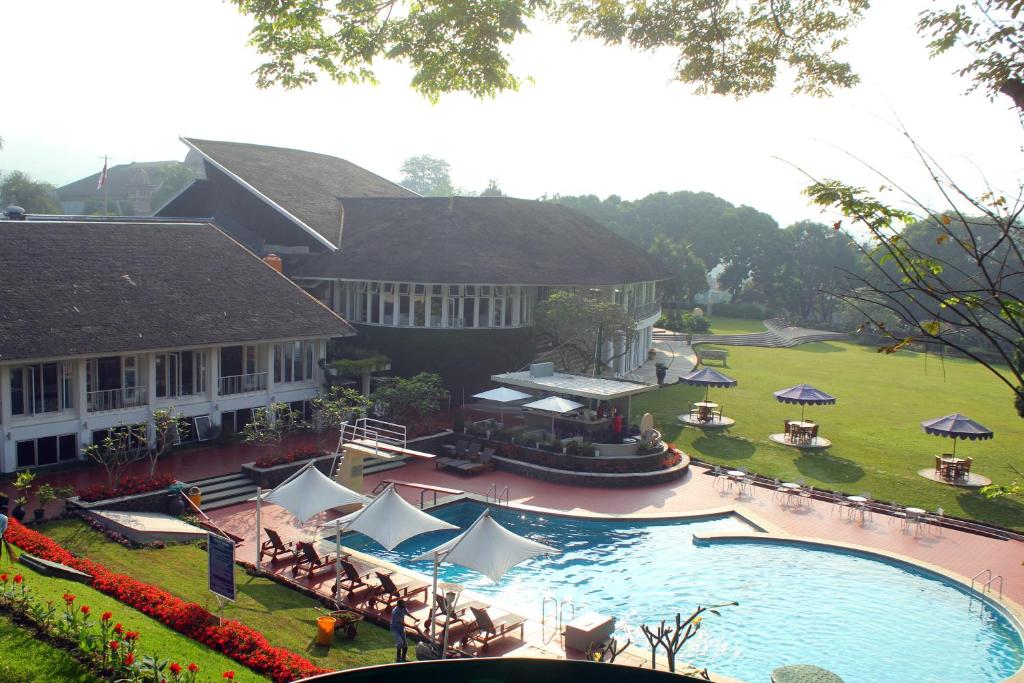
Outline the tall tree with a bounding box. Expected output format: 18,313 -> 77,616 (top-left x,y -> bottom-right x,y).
480,179 -> 505,197
149,163 -> 196,212
649,234 -> 708,305
775,221 -> 864,321
534,290 -> 638,375
0,171 -> 61,214
399,155 -> 456,196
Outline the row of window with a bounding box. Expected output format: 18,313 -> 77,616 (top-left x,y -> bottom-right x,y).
338,281 -> 532,329
5,344 -> 318,418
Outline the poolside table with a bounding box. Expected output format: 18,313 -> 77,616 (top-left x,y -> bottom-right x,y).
846,496 -> 869,524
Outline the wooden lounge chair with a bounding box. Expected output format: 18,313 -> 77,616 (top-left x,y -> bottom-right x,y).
259,527 -> 296,562
461,606 -> 526,650
372,571 -> 429,610
429,592 -> 489,629
292,541 -> 339,578
436,440 -> 470,469
456,447 -> 495,476
329,559 -> 375,599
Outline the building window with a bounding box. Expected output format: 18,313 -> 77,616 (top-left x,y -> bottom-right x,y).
16,433 -> 77,468
156,350 -> 207,398
273,341 -> 315,383
9,362 -> 73,416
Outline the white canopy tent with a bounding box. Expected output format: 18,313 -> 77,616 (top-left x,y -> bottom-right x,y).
521,396 -> 585,434
472,387 -> 533,425
413,508 -> 559,642
254,462 -> 370,569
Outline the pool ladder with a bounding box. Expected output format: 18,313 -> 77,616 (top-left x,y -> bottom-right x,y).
971,568 -> 1004,600
485,483 -> 510,506
541,595 -> 577,644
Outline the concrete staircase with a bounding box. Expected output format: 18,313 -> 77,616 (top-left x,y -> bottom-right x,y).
654,318 -> 846,349
187,454 -> 411,511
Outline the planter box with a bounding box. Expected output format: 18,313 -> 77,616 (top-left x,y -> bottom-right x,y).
450,436 -> 670,474
68,482 -> 185,515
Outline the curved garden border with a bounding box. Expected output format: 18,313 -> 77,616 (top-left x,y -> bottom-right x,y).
491,452 -> 689,487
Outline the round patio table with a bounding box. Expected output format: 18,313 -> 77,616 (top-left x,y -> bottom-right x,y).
772,664 -> 844,683
781,482 -> 800,489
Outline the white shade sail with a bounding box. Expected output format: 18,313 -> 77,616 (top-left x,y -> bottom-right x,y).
472,387 -> 532,403
413,509 -> 558,583
522,396 -> 584,414
342,484 -> 457,551
262,463 -> 369,523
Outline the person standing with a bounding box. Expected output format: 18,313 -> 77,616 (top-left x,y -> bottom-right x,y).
390,599 -> 416,662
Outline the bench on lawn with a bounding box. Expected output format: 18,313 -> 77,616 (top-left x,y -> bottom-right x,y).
697,348 -> 728,367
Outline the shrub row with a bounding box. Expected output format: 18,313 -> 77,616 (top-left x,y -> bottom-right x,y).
4,519 -> 327,683
78,474 -> 177,503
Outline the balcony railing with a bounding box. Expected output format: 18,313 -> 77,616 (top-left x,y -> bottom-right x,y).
87,386 -> 147,413
218,372 -> 268,396
631,301 -> 661,321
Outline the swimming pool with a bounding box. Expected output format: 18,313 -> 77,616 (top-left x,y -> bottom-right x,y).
340,502 -> 1024,682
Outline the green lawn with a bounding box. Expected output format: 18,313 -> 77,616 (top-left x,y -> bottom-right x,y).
0,559 -> 260,681
0,611 -> 98,683
634,340 -> 1024,530
705,316 -> 769,335
37,521 -> 404,671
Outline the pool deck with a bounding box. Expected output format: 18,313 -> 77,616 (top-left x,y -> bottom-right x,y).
205,457 -> 1024,681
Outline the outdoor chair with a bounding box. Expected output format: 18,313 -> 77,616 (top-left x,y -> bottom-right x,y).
924,507 -> 945,535
809,424 -> 819,441
830,491 -> 852,516
771,479 -> 787,504
783,420 -> 794,441
436,440 -> 470,470
933,456 -> 943,475
429,592 -> 488,630
798,485 -> 814,508
457,447 -> 495,476
259,527 -> 296,562
330,559 -> 375,600
887,501 -> 908,527
292,541 -> 339,579
710,466 -> 728,489
466,442 -> 482,460
372,571 -> 429,611
461,606 -> 527,650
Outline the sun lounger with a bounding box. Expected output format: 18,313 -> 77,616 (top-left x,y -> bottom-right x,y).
429,592 -> 489,629
437,440 -> 470,469
329,559 -> 376,600
455,447 -> 495,475
372,571 -> 429,610
292,540 -> 340,578
461,606 -> 526,650
259,527 -> 296,562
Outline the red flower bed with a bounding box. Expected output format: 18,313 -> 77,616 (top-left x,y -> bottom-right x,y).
254,448 -> 324,469
5,519 -> 327,682
78,474 -> 177,502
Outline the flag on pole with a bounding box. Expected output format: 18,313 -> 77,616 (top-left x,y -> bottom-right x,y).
96,157 -> 109,190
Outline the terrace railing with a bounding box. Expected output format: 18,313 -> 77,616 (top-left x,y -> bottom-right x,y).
631,301 -> 661,320
218,372 -> 268,396
87,386 -> 147,413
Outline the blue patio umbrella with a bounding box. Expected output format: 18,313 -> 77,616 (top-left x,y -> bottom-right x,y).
921,413 -> 993,456
679,367 -> 737,402
773,384 -> 836,422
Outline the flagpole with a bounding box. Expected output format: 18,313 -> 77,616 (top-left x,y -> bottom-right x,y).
254,487 -> 262,574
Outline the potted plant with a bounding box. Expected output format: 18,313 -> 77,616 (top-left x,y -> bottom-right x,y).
33,483 -> 73,522
655,362 -> 668,385
11,471 -> 36,522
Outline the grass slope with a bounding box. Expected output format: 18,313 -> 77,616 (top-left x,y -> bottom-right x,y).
705,316 -> 770,334
0,558 -> 260,681
0,611 -> 98,683
37,521 -> 405,670
635,340 -> 1024,530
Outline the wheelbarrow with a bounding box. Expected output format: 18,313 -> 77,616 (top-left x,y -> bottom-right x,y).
317,609 -> 364,640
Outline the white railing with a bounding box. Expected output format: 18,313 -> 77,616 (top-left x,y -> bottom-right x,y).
87,386 -> 147,413
218,372 -> 268,396
338,417 -> 407,455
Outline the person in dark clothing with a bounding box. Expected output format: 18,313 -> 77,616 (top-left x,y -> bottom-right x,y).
390,599 -> 417,662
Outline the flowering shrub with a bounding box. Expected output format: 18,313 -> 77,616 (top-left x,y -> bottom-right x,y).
254,448 -> 324,469
0,573 -> 195,682
661,447 -> 683,469
5,519 -> 327,682
78,474 -> 177,503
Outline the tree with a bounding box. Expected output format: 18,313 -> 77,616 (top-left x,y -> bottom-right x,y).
233,0 -> 868,100
0,171 -> 61,214
639,603 -> 736,676
242,402 -> 305,461
649,234 -> 708,305
82,424 -> 149,490
775,221 -> 864,322
370,373 -> 449,425
534,290 -> 638,375
310,386 -> 370,449
399,155 -> 456,196
480,179 -> 505,197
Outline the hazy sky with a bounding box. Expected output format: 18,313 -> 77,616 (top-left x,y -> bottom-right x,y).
2,1 -> 1022,227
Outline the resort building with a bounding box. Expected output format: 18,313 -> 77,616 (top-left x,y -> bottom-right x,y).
0,217 -> 355,473
57,160 -> 187,215
157,138 -> 671,388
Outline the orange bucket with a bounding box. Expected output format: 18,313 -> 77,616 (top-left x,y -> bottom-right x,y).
316,616 -> 336,645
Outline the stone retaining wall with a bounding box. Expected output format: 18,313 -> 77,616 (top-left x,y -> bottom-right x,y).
68,484 -> 184,515
492,453 -> 689,487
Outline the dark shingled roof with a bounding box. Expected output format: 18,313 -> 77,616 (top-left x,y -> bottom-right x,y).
182,138 -> 416,248
57,161 -> 181,200
0,220 -> 355,363
292,197 -> 673,285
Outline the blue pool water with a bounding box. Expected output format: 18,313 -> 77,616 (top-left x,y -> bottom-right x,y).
340,502 -> 1024,682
